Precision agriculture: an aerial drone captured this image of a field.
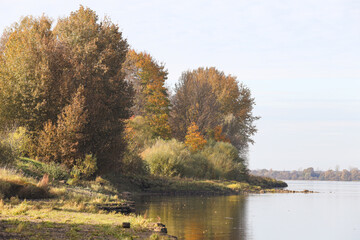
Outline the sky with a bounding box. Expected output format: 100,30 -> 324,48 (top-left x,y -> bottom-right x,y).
1,0 -> 360,170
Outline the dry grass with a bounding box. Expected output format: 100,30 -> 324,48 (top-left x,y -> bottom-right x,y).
0,165 -> 177,239
0,218 -> 161,239
37,174 -> 49,189
0,168 -> 52,200
0,198 -> 157,239
0,167 -> 36,185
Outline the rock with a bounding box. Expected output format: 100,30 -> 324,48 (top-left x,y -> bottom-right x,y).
122,222 -> 130,228
154,225 -> 168,234
157,223 -> 166,227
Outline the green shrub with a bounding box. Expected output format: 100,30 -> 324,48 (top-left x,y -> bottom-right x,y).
201,142 -> 248,181
182,153 -> 213,179
6,127 -> 32,157
141,139 -> 249,180
121,151 -> 148,175
42,162 -> 69,180
0,138 -> 17,166
17,158 -> 69,181
141,139 -> 190,177
125,116 -> 157,152
71,154 -> 97,180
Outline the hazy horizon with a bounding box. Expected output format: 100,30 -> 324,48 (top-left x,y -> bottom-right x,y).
1,0 -> 359,170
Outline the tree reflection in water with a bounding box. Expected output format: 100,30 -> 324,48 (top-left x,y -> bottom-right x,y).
135,195 -> 248,240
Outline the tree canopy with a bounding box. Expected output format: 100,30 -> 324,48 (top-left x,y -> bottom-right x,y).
0,6 -> 133,172
122,50 -> 171,139
0,7 -> 259,180
170,67 -> 259,153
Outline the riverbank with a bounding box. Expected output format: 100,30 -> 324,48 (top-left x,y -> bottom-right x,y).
106,173 -> 289,196
0,158 -> 293,239
0,167 -> 176,239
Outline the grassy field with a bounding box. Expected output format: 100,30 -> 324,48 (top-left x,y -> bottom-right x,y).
0,161 -> 174,239
0,199 -> 169,240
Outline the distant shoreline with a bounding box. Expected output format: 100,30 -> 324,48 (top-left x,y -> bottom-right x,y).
251,167 -> 360,181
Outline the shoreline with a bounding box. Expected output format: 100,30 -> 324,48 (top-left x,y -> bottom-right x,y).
0,169 -> 315,240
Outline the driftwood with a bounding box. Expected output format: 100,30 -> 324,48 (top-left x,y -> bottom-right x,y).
96,202 -> 135,214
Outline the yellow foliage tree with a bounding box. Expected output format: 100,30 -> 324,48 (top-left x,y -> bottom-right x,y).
123,50 -> 171,139
185,122 -> 207,152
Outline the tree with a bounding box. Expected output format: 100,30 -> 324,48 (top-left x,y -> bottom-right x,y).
222,84 -> 259,151
303,167 -> 315,179
0,16 -> 61,133
37,120 -> 58,163
56,85 -> 87,167
213,126 -> 230,143
53,6 -> 133,172
185,122 -> 207,152
1,7 -> 134,172
122,50 -> 171,139
124,115 -> 155,152
37,85 -> 87,168
170,72 -> 221,140
170,67 -> 259,153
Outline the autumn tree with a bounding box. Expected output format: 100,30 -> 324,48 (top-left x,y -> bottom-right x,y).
171,67 -> 258,153
185,122 -> 207,152
37,85 -> 87,167
1,6 -> 133,172
170,72 -> 221,140
122,50 -> 171,139
53,6 -> 133,172
222,84 -> 259,153
36,120 -> 58,164
56,85 -> 87,167
213,126 -> 230,143
0,16 -> 61,133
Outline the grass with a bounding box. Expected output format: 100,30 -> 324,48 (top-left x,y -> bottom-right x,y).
0,167 -> 37,185
1,199 -> 151,229
0,219 -> 140,240
0,168 -> 50,199
0,197 -> 166,239
247,175 -> 288,188
0,161 -> 174,239
17,157 -> 69,181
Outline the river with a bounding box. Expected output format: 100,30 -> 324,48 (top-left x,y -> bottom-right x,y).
135,180 -> 360,239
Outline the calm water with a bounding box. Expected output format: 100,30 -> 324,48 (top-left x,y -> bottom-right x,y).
135,181 -> 360,239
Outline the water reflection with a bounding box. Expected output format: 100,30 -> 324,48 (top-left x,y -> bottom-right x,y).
135,181 -> 360,240
135,195 -> 248,240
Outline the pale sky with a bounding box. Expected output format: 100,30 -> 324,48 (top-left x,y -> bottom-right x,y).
1,0 -> 360,170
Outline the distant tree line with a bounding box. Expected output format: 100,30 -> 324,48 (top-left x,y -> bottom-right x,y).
0,6 -> 259,181
251,167 -> 360,181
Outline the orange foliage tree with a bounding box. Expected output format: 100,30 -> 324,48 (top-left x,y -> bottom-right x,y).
185,122 -> 207,152
214,126 -> 230,143
123,50 -> 171,139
